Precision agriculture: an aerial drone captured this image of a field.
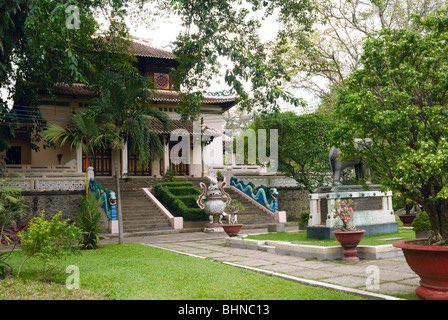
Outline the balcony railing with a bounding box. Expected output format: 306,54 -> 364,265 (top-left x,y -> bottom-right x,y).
2,165 -> 86,191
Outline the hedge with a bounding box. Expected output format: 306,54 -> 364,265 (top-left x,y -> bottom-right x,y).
153,182 -> 207,221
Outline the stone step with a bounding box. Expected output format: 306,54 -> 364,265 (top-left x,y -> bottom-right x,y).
93,184 -> 174,232
124,226 -> 172,233
122,215 -> 167,221
123,220 -> 171,227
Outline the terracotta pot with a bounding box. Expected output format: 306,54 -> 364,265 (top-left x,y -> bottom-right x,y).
222,224 -> 243,237
333,229 -> 366,262
394,239 -> 448,300
399,214 -> 417,227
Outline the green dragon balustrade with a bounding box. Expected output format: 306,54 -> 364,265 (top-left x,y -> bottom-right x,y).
230,177 -> 278,213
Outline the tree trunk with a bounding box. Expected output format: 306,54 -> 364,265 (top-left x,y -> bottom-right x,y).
113,149 -> 124,244
422,199 -> 448,245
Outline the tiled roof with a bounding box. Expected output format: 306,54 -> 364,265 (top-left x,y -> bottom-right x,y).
34,82 -> 96,97
131,41 -> 177,60
37,83 -> 237,111
152,90 -> 237,110
149,118 -> 194,135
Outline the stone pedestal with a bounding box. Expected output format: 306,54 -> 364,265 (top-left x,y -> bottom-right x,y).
109,220 -> 118,234
203,222 -> 224,233
268,223 -> 285,233
307,185 -> 398,239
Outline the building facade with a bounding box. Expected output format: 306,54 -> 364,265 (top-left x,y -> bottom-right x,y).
2,38 -> 237,182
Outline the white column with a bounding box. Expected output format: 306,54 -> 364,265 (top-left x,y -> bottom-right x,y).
163,137 -> 169,173
76,145 -> 82,173
121,142 -> 128,175
308,194 -> 321,226
87,166 -> 94,181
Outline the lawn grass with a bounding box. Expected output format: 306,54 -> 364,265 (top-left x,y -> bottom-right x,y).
3,243 -> 365,300
246,228 -> 414,246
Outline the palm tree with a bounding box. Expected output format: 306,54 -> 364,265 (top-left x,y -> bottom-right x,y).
41,111 -> 105,199
88,71 -> 170,244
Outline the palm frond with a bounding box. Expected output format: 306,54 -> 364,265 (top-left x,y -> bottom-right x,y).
89,71 -> 167,165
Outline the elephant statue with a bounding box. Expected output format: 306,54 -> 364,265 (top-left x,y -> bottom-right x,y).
329,138 -> 373,186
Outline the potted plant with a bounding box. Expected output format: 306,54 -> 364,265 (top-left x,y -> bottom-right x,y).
222,199 -> 244,237
216,170 -> 224,182
332,200 -> 365,262
412,212 -> 431,239
298,210 -> 310,230
396,193 -> 418,227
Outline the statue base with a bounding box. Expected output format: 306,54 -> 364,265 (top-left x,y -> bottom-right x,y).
203,222 -> 225,233
307,184 -> 398,239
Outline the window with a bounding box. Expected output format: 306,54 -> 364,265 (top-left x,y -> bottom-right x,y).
5,146 -> 21,164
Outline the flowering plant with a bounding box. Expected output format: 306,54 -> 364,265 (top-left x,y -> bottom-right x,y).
332,200 -> 356,231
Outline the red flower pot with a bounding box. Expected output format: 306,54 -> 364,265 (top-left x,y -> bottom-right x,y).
398,214 -> 417,227
222,224 -> 243,237
333,229 -> 366,262
394,239 -> 448,300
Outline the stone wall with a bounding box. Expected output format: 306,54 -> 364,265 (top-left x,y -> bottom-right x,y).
276,187 -> 309,221
21,191 -> 110,230
22,190 -> 84,221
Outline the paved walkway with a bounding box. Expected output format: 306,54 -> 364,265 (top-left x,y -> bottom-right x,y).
100,225 -> 420,300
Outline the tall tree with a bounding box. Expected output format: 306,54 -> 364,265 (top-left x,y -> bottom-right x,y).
88,72 -> 170,244
169,0 -> 316,119
332,10 -> 448,245
281,0 -> 448,112
250,111 -> 333,192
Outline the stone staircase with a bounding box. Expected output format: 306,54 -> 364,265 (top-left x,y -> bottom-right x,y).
223,187 -> 277,226
119,190 -> 172,233
94,177 -> 172,233
93,177 -> 279,234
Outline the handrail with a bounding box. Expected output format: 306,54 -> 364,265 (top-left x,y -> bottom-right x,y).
142,188 -> 183,230
230,177 -> 279,213
89,178 -> 116,221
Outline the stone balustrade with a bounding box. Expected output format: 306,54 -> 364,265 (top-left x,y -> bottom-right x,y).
2,165 -> 86,191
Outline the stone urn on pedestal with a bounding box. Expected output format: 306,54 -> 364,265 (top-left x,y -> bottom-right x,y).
197,178 -> 231,233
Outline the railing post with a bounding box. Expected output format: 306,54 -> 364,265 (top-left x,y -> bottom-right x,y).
87,166 -> 94,181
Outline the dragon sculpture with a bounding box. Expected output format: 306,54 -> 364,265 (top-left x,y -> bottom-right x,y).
230,177 -> 278,213
89,178 -> 117,221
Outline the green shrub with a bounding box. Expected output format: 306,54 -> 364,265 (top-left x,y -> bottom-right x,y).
412,212 -> 431,231
168,187 -> 200,196
17,211 -> 83,281
76,193 -> 104,250
153,182 -> 206,221
162,169 -> 179,182
155,182 -> 194,188
0,178 -> 29,278
299,210 -> 310,224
